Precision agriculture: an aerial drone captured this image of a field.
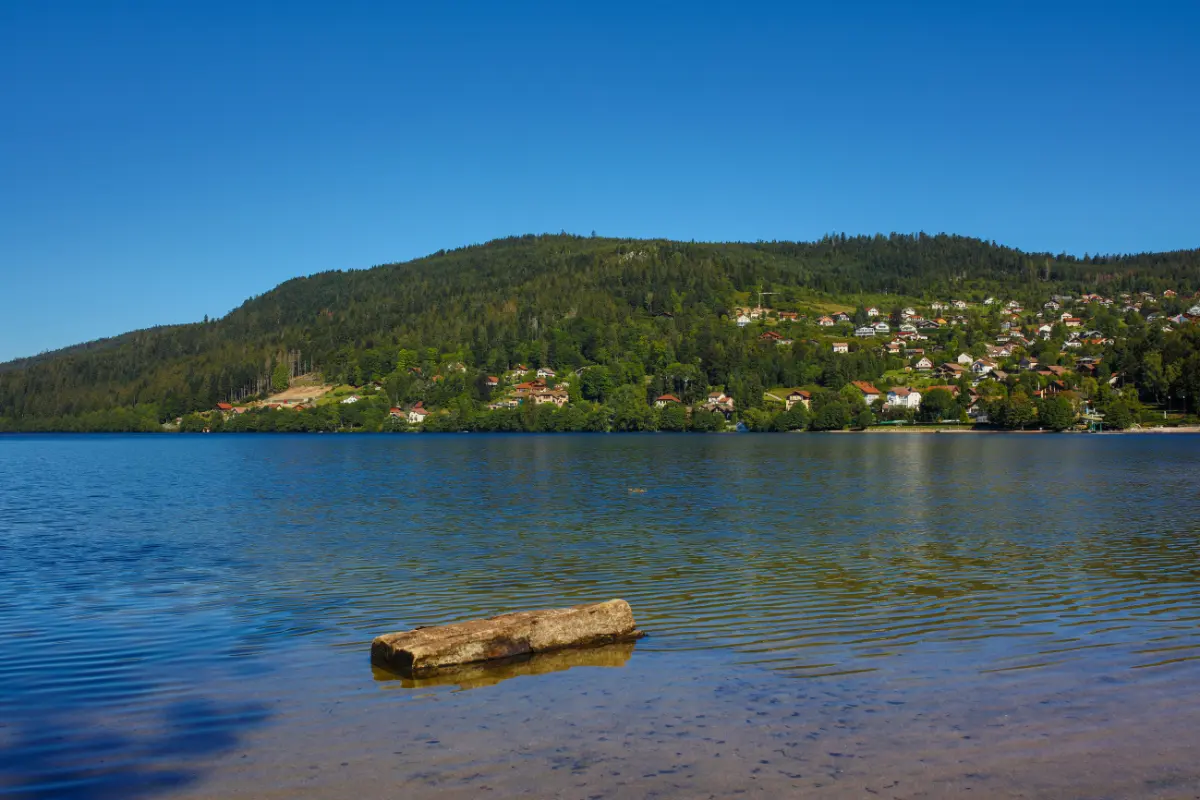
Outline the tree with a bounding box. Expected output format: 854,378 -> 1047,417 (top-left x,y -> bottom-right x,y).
855,409 -> 875,429
657,403 -> 687,432
271,362 -> 290,394
1103,400 -> 1134,430
810,401 -> 849,431
1037,396 -> 1075,431
918,388 -> 957,422
780,403 -> 810,431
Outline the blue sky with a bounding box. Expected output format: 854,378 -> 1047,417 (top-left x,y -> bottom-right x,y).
1,3 -> 1198,361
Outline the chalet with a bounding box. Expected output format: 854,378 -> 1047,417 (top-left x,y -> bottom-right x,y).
532,389 -> 569,407
953,300 -> 968,310
914,356 -> 934,370
654,394 -> 681,408
832,342 -> 849,353
956,353 -> 973,365
1039,365 -> 1069,378
899,323 -> 917,333
1038,324 -> 1054,339
834,312 -> 851,323
886,387 -> 922,409
215,402 -> 233,412
902,307 -> 917,319
707,391 -> 734,407
886,340 -> 903,354
389,407 -> 404,418
1018,357 -> 1038,371
1045,301 -> 1061,311
407,404 -> 429,424
866,306 -> 880,317
817,315 -> 835,327
939,362 -> 967,379
1063,317 -> 1083,327
851,380 -> 883,404
486,376 -> 500,388
873,321 -> 891,333
785,390 -> 812,411
855,326 -> 877,338
759,331 -> 783,342
736,314 -> 751,327
971,358 -> 996,376
513,380 -> 546,396
779,311 -> 799,322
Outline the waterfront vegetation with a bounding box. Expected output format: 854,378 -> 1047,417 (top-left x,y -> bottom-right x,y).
2,233 -> 1200,433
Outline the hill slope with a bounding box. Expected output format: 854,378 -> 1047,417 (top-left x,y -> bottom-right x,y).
2,232 -> 1198,430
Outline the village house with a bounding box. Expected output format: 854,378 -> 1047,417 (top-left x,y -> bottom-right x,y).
215,402 -> 233,412
785,390 -> 812,411
532,389 -> 569,407
834,312 -> 851,323
778,311 -> 798,322
736,314 -> 751,327
886,387 -> 922,410
760,330 -> 783,342
938,362 -> 967,379
953,300 -> 969,310
832,342 -> 849,353
902,307 -> 917,319
707,391 -> 734,407
855,326 -> 877,338
486,376 -> 500,388
536,367 -> 557,379
930,301 -> 948,311
873,321 -> 891,333
1164,289 -> 1177,298
654,394 -> 681,408
899,323 -> 917,333
817,315 -> 835,327
956,353 -> 973,365
340,395 -> 360,404
1064,317 -> 1083,327
866,306 -> 880,317
914,356 -> 934,370
851,381 -> 884,404
389,407 -> 404,419
512,380 -> 546,396
407,404 -> 429,424
971,358 -> 996,376
886,340 -> 903,354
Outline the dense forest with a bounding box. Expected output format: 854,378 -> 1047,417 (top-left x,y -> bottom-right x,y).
2,233 -> 1199,432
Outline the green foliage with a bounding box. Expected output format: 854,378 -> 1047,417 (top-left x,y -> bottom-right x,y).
1102,400 -> 1134,430
810,401 -> 850,431
1037,396 -> 1076,431
271,362 -> 290,393
855,409 -> 876,429
2,233 -> 1199,431
918,388 -> 958,422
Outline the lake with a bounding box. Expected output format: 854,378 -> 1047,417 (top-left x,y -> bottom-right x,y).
2,433 -> 1199,799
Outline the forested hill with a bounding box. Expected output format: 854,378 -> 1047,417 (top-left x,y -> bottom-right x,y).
2,232 -> 1199,429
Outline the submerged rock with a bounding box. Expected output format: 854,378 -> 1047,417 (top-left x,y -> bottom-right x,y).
371,599 -> 645,677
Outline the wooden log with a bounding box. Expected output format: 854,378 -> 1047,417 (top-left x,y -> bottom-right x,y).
371,599 -> 645,677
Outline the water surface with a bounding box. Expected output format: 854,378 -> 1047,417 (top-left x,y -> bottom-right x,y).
1,433 -> 1199,798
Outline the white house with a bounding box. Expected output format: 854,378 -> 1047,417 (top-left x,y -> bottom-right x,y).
408,406 -> 429,424
340,395 -> 360,404
956,353 -> 973,365
866,306 -> 880,317
817,316 -> 835,327
971,358 -> 996,375
886,387 -> 922,409
873,321 -> 891,333
536,367 -> 557,379
736,314 -> 751,327
832,342 -> 849,353
654,394 -> 682,408
855,326 -> 876,338
899,323 -> 917,333
915,356 -> 934,370
786,390 -> 812,411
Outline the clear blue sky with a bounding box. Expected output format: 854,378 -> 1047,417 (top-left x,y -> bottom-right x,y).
1,2 -> 1198,362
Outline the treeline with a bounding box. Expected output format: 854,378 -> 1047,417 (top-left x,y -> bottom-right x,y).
2,233 -> 1199,428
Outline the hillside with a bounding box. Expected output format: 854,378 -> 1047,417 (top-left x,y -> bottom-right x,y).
2,232 -> 1199,432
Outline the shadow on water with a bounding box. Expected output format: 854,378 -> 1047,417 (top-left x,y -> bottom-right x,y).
0,693 -> 270,800
371,641 -> 637,691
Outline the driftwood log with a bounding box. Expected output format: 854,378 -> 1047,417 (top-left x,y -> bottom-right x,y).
371,599 -> 644,677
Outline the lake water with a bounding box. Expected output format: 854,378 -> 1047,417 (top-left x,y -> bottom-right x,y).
2,433 -> 1199,799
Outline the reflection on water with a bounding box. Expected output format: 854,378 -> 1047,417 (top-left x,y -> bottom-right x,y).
372,641 -> 637,690
2,433 -> 1200,798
